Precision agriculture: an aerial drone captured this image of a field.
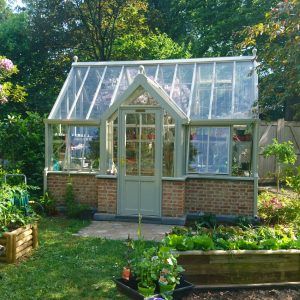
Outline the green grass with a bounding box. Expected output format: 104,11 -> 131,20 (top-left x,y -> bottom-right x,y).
0,217 -> 132,299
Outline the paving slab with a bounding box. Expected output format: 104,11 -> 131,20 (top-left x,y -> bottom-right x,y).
74,221 -> 174,241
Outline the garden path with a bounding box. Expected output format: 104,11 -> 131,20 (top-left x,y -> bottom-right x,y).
74,221 -> 174,241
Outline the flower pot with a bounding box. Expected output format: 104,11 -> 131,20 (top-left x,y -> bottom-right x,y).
159,282 -> 176,294
137,282 -> 156,297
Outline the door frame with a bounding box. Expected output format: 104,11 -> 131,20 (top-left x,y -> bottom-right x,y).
117,106 -> 162,216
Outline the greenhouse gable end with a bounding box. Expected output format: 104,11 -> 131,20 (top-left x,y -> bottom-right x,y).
45,55 -> 259,221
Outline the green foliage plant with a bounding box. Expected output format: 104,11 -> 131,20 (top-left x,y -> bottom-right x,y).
0,183 -> 38,233
262,139 -> 297,193
38,191 -> 57,216
163,223 -> 300,251
64,177 -> 89,218
258,191 -> 300,226
285,166 -> 300,197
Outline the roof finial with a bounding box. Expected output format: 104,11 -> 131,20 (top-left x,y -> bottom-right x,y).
252,48 -> 257,57
73,56 -> 78,63
138,65 -> 145,75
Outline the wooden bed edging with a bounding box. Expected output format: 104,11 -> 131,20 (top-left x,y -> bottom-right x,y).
175,250 -> 300,285
0,224 -> 38,263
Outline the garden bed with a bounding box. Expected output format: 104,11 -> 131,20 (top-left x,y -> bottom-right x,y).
0,224 -> 38,263
176,249 -> 300,285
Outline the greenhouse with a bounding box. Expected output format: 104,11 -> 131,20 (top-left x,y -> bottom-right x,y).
45,54 -> 259,222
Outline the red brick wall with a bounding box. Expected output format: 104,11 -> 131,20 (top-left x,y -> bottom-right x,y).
162,180 -> 185,217
47,173 -> 98,208
185,179 -> 254,216
47,173 -> 254,217
97,179 -> 117,214
47,173 -> 118,212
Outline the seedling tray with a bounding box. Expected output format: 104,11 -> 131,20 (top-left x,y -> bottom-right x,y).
115,277 -> 194,300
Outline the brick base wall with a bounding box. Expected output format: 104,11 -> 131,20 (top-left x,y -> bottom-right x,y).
47,173 -> 254,217
47,173 -> 117,212
47,173 -> 98,208
162,180 -> 185,217
185,179 -> 254,216
97,179 -> 117,214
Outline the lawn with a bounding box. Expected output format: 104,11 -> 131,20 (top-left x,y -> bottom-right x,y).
0,217 -> 130,299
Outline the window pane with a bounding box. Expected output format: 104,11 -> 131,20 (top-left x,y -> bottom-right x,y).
190,64 -> 213,120
51,125 -> 99,171
69,126 -> 100,170
140,142 -> 155,176
156,65 -> 175,96
212,63 -> 233,118
234,62 -> 255,119
188,127 -> 229,174
50,125 -> 67,171
232,125 -> 253,176
172,64 -> 194,113
163,112 -> 175,177
126,142 -> 139,175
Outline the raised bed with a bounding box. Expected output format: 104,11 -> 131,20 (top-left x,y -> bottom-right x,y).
176,250 -> 300,285
0,224 -> 38,263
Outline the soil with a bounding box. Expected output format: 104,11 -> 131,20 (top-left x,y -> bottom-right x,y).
184,288 -> 300,300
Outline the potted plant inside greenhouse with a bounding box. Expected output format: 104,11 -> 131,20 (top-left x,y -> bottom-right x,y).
44,49 -> 259,223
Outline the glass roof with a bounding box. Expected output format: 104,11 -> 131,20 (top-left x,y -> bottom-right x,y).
49,57 -> 257,121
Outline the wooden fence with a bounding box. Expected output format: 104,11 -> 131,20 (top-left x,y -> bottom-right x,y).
259,119 -> 300,182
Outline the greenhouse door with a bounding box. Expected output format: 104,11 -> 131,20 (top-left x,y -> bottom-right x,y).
119,109 -> 161,217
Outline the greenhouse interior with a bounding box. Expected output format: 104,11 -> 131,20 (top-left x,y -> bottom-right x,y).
45,54 -> 259,222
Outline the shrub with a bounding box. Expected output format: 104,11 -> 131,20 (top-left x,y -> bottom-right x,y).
258,191 -> 300,225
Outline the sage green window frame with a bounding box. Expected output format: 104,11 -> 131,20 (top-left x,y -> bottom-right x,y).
186,119 -> 259,179
45,119 -> 101,172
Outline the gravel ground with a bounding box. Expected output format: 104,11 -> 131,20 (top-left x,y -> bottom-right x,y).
184,288 -> 300,300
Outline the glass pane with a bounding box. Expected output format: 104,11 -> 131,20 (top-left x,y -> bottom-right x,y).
145,65 -> 157,80
140,142 -> 155,176
53,67 -> 89,119
156,65 -> 175,96
51,125 -> 67,171
126,142 -> 139,175
127,91 -> 158,106
126,113 -> 139,125
172,64 -> 194,113
234,62 -> 254,119
117,66 -> 139,97
71,67 -> 104,119
141,127 -> 155,140
89,66 -> 122,119
188,127 -> 229,174
106,117 -> 118,174
163,127 -> 175,177
208,128 -> 229,173
211,88 -> 232,118
190,64 -> 213,120
126,127 -> 139,141
142,113 -> 155,125
188,127 -> 209,173
232,125 -> 253,176
69,126 -> 100,170
212,63 -> 233,119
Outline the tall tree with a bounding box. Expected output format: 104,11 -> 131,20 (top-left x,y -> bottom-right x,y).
148,0 -> 277,57
240,0 -> 300,120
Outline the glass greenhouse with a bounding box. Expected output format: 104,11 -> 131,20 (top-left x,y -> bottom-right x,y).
45,55 -> 259,221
